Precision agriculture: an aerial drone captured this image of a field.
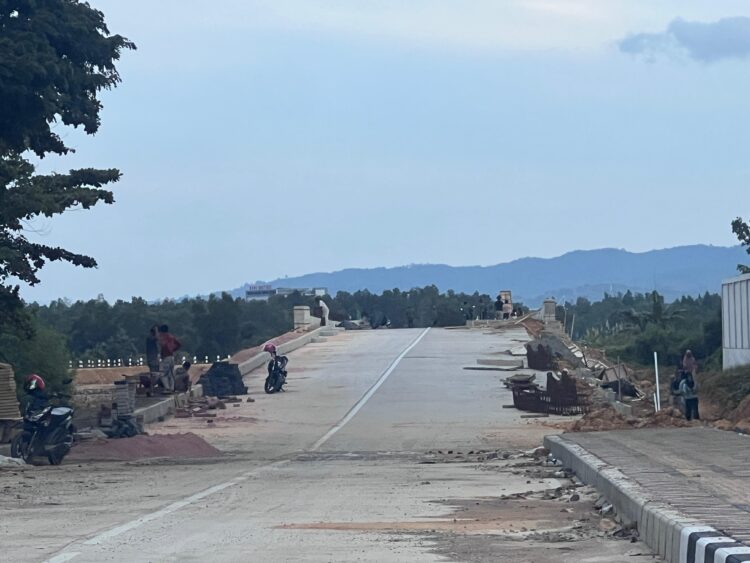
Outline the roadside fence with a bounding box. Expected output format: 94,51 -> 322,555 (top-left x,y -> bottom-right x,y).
70,355 -> 232,370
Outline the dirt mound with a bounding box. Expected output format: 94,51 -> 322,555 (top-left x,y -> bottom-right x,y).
570,405 -> 691,432
76,364 -> 210,385
68,433 -> 221,462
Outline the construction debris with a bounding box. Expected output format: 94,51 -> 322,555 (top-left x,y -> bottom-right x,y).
198,362 -> 247,397
509,371 -> 590,416
173,395 -> 245,419
570,404 -> 690,432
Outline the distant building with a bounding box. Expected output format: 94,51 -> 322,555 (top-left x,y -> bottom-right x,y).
245,285 -> 328,301
722,273 -> 750,370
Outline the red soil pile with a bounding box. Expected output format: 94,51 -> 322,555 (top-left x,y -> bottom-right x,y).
68,433 -> 221,462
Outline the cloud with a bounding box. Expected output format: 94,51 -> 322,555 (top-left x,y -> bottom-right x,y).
620,16 -> 750,62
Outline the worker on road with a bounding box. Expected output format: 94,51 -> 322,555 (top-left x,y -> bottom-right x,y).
158,325 -> 181,394
174,361 -> 192,393
315,296 -> 330,327
146,325 -> 160,375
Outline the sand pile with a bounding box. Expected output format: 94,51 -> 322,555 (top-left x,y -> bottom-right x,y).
571,405 -> 691,433
68,433 -> 221,462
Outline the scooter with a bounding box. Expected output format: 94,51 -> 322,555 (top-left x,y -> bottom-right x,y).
11,392 -> 76,465
264,355 -> 288,394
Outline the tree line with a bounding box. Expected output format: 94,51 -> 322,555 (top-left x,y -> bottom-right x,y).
0,286 -> 515,393
557,290 -> 723,368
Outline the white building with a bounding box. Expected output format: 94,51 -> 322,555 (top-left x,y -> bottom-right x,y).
245,285 -> 328,301
722,273 -> 750,370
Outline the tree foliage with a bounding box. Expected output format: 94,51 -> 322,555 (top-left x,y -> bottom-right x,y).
560,291 -> 722,367
0,0 -> 134,333
27,287 -> 517,364
732,216 -> 750,274
0,315 -> 71,398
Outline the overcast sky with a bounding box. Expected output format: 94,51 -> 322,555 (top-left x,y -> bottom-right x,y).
20,1 -> 750,303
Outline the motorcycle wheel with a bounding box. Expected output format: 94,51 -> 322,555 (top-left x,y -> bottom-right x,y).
10,432 -> 31,461
11,432 -> 33,463
264,376 -> 277,394
47,428 -> 73,465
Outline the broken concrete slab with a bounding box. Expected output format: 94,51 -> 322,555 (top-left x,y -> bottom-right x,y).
476,358 -> 524,368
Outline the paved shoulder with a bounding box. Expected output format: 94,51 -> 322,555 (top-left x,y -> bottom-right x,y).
546,428 -> 750,563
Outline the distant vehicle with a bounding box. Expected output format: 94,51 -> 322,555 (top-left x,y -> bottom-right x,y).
264,354 -> 289,394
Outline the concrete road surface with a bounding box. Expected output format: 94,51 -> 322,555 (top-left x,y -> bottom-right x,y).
1,328 -> 660,562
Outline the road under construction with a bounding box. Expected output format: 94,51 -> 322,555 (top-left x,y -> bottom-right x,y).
1,324 -> 747,562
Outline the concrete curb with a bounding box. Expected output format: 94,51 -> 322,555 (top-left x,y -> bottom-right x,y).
134,385 -> 204,425
544,435 -> 750,563
238,326 -> 343,377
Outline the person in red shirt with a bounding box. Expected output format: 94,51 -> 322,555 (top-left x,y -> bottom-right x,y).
158,325 -> 181,393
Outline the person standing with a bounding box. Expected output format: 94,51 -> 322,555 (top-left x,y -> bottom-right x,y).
502,299 -> 513,320
158,325 -> 181,394
494,295 -> 503,320
146,325 -> 160,375
315,296 -> 330,327
682,350 -> 698,377
679,372 -> 700,421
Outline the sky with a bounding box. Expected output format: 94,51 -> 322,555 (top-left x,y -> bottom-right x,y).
19,0 -> 750,303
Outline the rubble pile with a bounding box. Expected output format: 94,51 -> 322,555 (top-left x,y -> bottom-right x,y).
174,396 -> 244,419
711,395 -> 750,434
570,404 -> 690,432
198,362 -> 247,397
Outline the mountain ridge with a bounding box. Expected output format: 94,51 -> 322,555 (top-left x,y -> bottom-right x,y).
225,244 -> 746,306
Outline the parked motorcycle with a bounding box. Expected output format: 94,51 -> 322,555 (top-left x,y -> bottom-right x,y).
11,391 -> 76,465
264,355 -> 288,394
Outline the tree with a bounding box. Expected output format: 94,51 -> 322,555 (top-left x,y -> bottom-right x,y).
0,315 -> 71,398
0,1 -> 135,333
732,217 -> 750,274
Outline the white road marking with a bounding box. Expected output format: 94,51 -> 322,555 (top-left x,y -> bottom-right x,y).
43,460 -> 289,561
43,328 -> 430,562
311,327 -> 431,451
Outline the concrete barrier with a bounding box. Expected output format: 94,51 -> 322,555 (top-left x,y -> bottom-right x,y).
238,326 -> 341,377
544,435 -> 750,563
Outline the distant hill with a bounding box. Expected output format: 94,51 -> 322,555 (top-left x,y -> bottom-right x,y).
227,245 -> 747,306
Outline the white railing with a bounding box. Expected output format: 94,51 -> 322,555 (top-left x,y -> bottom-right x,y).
70,355 -> 232,369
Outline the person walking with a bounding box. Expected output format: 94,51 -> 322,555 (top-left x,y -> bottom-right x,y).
158,325 -> 181,394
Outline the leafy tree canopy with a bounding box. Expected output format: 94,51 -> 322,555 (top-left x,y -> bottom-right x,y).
732,217 -> 750,274
0,0 -> 134,333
